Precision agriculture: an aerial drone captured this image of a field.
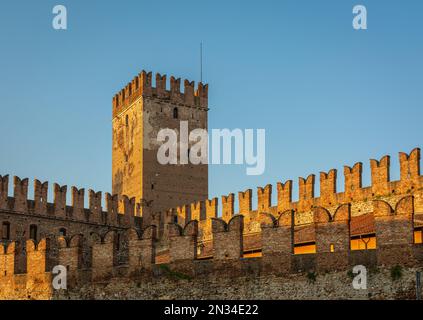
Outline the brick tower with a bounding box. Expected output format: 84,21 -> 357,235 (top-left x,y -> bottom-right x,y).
112,71 -> 209,224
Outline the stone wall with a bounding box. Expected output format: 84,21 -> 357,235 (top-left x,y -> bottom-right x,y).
1,193 -> 423,300
53,266 -> 420,300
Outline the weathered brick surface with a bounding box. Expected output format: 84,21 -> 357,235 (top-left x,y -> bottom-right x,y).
126,226 -> 157,272
169,221 -> 198,263
92,233 -> 114,281
399,148 -> 420,193
53,266 -> 422,300
260,212 -> 292,274
277,181 -> 292,213
257,185 -> 272,213
168,221 -> 198,274
0,175 -> 9,210
298,174 -> 315,212
344,162 -> 363,201
57,235 -> 80,284
374,196 -> 415,266
191,201 -> 205,221
319,169 -> 337,206
53,183 -> 67,218
205,198 -> 218,219
371,155 -> 390,196
34,180 -> 48,215
314,205 -> 350,272
139,225 -> 156,269
238,189 -> 252,214
176,205 -> 190,226
212,215 -> 244,260
221,193 -> 234,222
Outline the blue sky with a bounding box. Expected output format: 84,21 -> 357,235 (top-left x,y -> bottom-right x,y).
0,0 -> 422,207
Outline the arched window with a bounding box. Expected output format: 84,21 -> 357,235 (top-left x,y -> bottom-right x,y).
59,228 -> 67,237
29,225 -> 38,241
173,107 -> 178,119
2,222 -> 10,240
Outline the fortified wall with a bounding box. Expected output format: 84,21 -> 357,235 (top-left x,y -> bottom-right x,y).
1,193 -> 422,299
0,175 -> 143,236
152,147 -> 423,259
1,148 -> 423,299
0,175 -> 145,275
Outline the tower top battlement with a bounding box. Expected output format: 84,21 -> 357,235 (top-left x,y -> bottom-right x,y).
112,70 -> 208,118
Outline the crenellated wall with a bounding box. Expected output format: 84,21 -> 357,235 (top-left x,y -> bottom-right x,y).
0,175 -> 142,227
1,195 -> 422,300
2,148 -> 423,299
3,148 -> 422,262
112,70 -> 208,118
154,148 -> 423,244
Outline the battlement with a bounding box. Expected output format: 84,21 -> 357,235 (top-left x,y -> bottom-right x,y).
112,70 -> 209,118
157,148 -> 423,238
1,194 -> 422,299
2,148 -> 421,244
0,175 -> 141,228
2,147 -> 423,299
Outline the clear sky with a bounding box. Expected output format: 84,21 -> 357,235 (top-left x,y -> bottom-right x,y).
0,0 -> 422,208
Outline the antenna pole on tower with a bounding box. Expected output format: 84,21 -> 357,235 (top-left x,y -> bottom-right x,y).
200,42 -> 203,83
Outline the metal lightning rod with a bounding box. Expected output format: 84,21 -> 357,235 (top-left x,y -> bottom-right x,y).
200,42 -> 203,83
